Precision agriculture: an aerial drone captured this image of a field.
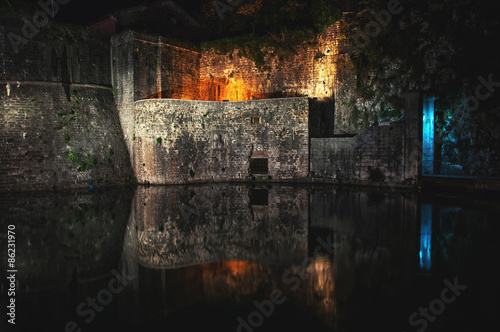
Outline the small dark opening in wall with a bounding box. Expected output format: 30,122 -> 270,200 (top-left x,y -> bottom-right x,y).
250,158 -> 268,174
250,189 -> 268,206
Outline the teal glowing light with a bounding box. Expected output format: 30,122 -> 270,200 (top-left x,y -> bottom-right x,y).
422,96 -> 435,175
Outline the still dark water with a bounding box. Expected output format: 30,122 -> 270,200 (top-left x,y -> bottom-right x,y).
1,184 -> 499,332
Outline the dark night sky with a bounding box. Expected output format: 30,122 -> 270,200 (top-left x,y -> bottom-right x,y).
4,0 -> 362,26
4,0 -> 204,25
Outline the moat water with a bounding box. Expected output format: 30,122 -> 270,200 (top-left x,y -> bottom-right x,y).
1,184 -> 499,332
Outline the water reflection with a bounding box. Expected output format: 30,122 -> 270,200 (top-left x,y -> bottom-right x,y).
123,185 -> 420,331
0,187 -> 134,332
134,184 -> 309,269
420,203 -> 433,274
1,185 -> 499,332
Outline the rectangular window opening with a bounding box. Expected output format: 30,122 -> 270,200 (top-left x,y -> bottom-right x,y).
250,158 -> 268,175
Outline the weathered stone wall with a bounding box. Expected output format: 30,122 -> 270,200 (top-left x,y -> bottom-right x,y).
1,12 -> 418,189
132,97 -> 309,184
111,20 -> 360,142
310,122 -> 405,184
111,31 -> 136,168
0,83 -> 134,191
111,31 -> 202,171
200,25 -> 338,101
132,32 -> 201,101
1,16 -> 133,191
111,31 -> 201,106
310,92 -> 423,187
0,13 -> 111,85
200,22 -> 358,134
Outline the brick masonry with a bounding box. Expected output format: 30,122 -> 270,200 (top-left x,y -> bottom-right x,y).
310,92 -> 422,186
0,83 -> 134,191
111,21 -> 360,138
199,22 -> 359,135
1,11 -> 422,190
310,123 -> 405,183
1,14 -> 133,191
132,97 -> 309,184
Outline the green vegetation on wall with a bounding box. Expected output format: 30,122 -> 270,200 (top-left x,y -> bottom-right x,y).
200,0 -> 342,69
341,0 -> 500,174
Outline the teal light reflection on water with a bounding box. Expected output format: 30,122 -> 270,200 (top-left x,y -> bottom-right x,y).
419,203 -> 432,274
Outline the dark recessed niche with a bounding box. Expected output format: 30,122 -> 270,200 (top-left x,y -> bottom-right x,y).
250,158 -> 268,174
250,189 -> 268,206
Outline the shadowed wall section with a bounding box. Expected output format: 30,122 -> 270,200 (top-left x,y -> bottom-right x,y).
0,14 -> 133,191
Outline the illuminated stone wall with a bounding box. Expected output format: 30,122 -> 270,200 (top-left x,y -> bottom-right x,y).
200,25 -> 339,101
131,32 -> 201,101
132,97 -> 309,184
200,22 -> 358,134
111,31 -> 201,172
112,20 -> 360,143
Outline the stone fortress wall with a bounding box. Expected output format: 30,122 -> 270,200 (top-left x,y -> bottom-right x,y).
0,13 -> 133,191
1,11 -> 420,190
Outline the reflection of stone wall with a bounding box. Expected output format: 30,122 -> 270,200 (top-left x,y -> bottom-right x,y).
308,187 -> 418,327
135,184 -> 309,268
133,98 -> 309,184
127,184 -> 420,330
0,188 -> 133,331
135,258 -> 336,330
0,188 -> 134,287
